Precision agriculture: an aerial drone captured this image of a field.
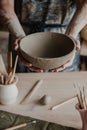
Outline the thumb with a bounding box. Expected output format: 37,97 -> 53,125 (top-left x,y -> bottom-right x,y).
14,36 -> 24,50
14,38 -> 20,50
69,36 -> 81,51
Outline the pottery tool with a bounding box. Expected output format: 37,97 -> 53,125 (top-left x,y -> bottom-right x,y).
21,79 -> 43,104
0,74 -> 4,84
50,95 -> 76,110
73,83 -> 84,109
5,70 -> 13,85
0,54 -> 7,74
8,55 -> 18,84
79,87 -> 87,110
7,51 -> 12,72
83,87 -> 87,109
4,120 -> 36,130
74,84 -> 87,110
0,53 -> 18,85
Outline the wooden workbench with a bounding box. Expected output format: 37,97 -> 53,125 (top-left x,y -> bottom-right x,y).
0,72 -> 87,129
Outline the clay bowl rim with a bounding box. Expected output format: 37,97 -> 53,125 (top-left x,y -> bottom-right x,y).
19,32 -> 76,70
19,32 -> 76,61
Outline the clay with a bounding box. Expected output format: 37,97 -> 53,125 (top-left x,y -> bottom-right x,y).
39,95 -> 52,105
19,32 -> 75,70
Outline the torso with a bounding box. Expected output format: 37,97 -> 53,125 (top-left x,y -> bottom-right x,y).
21,0 -> 76,25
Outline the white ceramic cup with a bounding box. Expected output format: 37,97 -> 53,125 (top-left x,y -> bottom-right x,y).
0,76 -> 18,105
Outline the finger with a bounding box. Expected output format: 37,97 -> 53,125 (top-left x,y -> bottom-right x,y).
19,52 -> 44,72
29,66 -> 44,73
50,64 -> 65,72
22,62 -> 32,67
14,37 -> 24,50
63,53 -> 75,68
50,52 -> 75,72
75,40 -> 81,51
19,53 -> 32,67
14,39 -> 19,50
69,36 -> 81,51
14,42 -> 19,50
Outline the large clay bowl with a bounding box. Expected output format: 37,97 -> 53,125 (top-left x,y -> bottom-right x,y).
19,32 -> 75,70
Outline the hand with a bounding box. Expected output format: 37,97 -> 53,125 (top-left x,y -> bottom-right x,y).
18,52 -> 44,73
50,53 -> 75,72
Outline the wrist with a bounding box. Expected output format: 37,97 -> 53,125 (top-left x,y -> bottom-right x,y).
66,2 -> 87,38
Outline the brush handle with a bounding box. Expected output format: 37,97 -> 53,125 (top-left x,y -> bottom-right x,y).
50,96 -> 76,110
9,55 -> 18,84
8,51 -> 12,72
4,123 -> 27,130
21,80 -> 43,104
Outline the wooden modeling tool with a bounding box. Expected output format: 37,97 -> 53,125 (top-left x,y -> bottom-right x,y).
0,54 -> 7,74
50,96 -> 76,110
4,120 -> 36,130
21,79 -> 43,104
7,51 -> 12,72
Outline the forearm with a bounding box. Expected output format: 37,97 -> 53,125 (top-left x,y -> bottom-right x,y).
66,2 -> 87,38
0,0 -> 26,38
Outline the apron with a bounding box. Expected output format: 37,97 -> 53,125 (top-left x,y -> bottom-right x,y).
11,0 -> 80,72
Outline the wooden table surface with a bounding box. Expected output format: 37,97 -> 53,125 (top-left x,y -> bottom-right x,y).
0,72 -> 87,129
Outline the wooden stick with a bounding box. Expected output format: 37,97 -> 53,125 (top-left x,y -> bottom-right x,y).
4,120 -> 36,130
5,71 -> 13,85
9,55 -> 18,84
21,80 -> 43,104
50,96 -> 76,110
12,55 -> 18,75
82,87 -> 87,110
76,94 -> 82,108
0,54 -> 7,75
74,83 -> 83,109
0,73 -> 2,84
1,74 -> 4,84
5,123 -> 27,130
79,88 -> 84,109
8,51 -> 12,73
